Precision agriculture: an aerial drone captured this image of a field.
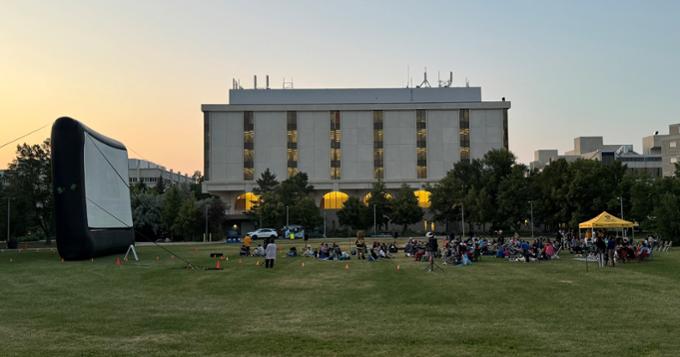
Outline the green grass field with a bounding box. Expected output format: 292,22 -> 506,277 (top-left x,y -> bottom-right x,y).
1,240 -> 679,356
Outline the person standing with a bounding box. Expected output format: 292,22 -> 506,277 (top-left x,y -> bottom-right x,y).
607,235 -> 617,267
265,238 -> 277,269
355,231 -> 367,260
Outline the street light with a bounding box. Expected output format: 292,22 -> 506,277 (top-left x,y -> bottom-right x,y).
528,200 -> 534,239
618,196 -> 624,237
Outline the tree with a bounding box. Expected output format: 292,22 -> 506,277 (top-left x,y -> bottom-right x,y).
161,185 -> 183,239
253,168 -> 279,195
366,180 -> 392,231
430,159 -> 482,233
173,195 -> 201,241
4,139 -> 54,243
290,196 -> 323,230
132,191 -> 163,239
390,184 -> 424,233
197,196 -> 227,239
337,196 -> 371,230
653,193 -> 680,242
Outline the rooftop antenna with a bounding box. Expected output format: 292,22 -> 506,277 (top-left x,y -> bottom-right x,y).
283,77 -> 294,89
266,75 -> 270,89
254,75 -> 257,89
437,71 -> 441,87
438,71 -> 453,88
465,77 -> 470,87
419,67 -> 431,88
406,65 -> 410,88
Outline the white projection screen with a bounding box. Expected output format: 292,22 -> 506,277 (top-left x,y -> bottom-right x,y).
83,132 -> 134,228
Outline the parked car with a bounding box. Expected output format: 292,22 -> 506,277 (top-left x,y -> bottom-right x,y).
246,228 -> 278,240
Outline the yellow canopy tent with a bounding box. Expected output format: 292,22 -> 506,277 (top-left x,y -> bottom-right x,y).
578,211 -> 636,229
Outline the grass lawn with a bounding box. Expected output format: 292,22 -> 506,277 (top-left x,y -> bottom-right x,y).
1,239 -> 679,356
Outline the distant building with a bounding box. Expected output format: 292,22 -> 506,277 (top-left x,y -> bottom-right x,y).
532,136 -> 663,177
128,159 -> 195,188
642,124 -> 680,176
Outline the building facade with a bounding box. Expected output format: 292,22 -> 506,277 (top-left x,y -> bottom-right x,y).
532,136 -> 663,176
643,124 -> 680,176
202,86 -> 510,228
128,159 -> 195,188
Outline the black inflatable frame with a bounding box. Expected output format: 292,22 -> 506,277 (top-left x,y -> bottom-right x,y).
51,117 -> 135,260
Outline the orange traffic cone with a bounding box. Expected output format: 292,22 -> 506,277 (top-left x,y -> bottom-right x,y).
344,263 -> 349,270
115,257 -> 122,266
256,260 -> 261,266
396,264 -> 401,271
301,262 -> 305,267
226,256 -> 229,261
60,258 -> 64,263
215,259 -> 222,270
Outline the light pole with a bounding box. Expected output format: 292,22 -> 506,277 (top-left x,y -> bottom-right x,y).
6,198 -> 10,243
461,202 -> 465,238
529,200 -> 534,239
373,204 -> 377,235
618,196 -> 624,237
204,203 -> 209,242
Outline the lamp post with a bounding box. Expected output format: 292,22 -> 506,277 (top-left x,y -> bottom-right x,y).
529,200 -> 534,239
204,203 -> 209,242
461,202 -> 465,238
6,198 -> 10,243
618,196 -> 625,237
373,204 -> 377,235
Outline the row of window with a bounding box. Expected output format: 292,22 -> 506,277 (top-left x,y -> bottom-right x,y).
239,109 -> 491,181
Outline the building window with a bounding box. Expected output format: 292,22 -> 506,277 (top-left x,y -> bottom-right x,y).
243,111 -> 254,180
373,111 -> 384,179
287,111 -> 298,177
459,109 -> 470,163
416,110 -> 427,178
330,111 -> 341,179
503,109 -> 509,150
671,141 -> 677,148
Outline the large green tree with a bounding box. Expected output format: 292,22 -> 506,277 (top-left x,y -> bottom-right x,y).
337,196 -> 372,230
3,139 -> 54,242
390,184 -> 424,233
366,180 -> 392,231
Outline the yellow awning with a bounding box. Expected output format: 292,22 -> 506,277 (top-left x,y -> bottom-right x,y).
578,211 -> 636,229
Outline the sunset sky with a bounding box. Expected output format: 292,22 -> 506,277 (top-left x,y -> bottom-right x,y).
2,0 -> 679,174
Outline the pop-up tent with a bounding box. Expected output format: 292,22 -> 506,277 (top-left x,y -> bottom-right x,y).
579,211 -> 636,229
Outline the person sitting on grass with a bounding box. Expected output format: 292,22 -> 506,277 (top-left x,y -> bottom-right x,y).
404,239 -> 415,257
388,241 -> 398,254
253,244 -> 265,257
318,243 -> 330,260
287,246 -> 298,257
303,245 -> 315,257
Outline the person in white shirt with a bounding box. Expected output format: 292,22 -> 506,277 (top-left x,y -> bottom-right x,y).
265,238 -> 277,269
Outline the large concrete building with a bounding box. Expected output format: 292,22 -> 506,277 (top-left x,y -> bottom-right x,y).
128,159 -> 195,188
642,124 -> 680,176
532,136 -> 663,176
202,85 -> 510,228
